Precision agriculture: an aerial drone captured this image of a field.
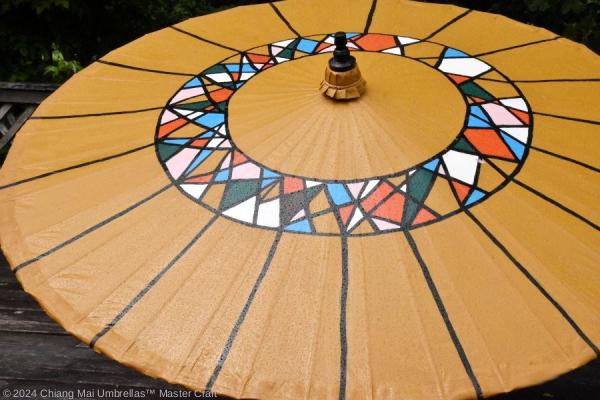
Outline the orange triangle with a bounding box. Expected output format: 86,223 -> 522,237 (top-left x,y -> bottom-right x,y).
450,180 -> 471,202
510,108 -> 530,125
412,208 -> 437,226
339,205 -> 354,225
448,74 -> 471,84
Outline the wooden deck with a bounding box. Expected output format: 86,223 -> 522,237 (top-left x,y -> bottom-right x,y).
0,251 -> 598,400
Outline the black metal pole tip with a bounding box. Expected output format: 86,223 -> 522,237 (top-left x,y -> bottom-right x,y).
329,32 -> 356,72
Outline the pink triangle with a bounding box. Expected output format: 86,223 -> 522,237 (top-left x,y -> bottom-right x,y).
372,218 -> 401,231
347,182 -> 365,199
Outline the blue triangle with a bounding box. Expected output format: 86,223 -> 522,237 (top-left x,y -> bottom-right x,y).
263,168 -> 280,178
444,48 -> 469,58
199,130 -> 215,138
195,113 -> 225,128
468,115 -> 491,128
285,219 -> 311,233
214,169 -> 230,182
183,77 -> 202,88
163,138 -> 189,146
470,105 -> 490,122
261,178 -> 277,188
465,189 -> 486,206
500,132 -> 525,160
422,158 -> 440,172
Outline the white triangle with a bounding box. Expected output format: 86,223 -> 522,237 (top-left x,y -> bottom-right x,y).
360,180 -> 379,198
397,36 -> 419,45
181,184 -> 207,199
173,108 -> 193,116
442,150 -> 479,184
275,56 -> 290,63
274,39 -> 293,47
306,180 -> 322,188
257,198 -> 280,227
347,208 -> 364,230
502,127 -> 529,143
382,47 -> 402,55
223,196 -> 256,223
206,73 -> 232,83
207,138 -> 224,148
500,97 -> 528,112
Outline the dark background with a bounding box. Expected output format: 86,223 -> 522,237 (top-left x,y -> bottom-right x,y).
1,0 -> 599,83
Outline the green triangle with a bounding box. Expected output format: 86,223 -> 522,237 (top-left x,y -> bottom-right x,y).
177,101 -> 213,111
220,180 -> 260,210
453,137 -> 476,153
406,169 -> 435,202
459,81 -> 493,101
402,197 -> 420,227
158,143 -> 181,161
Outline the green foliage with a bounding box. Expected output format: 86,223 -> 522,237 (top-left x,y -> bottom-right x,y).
0,0 -> 598,84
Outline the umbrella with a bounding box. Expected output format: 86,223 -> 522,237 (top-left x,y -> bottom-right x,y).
1,0 -> 599,398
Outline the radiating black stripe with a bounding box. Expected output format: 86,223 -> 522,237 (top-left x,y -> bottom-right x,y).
96,60 -> 196,76
533,111 -> 600,126
169,26 -> 240,53
531,146 -> 600,174
363,0 -> 378,34
206,230 -> 283,391
475,37 -> 560,57
269,2 -> 300,37
465,210 -> 600,356
13,183 -> 172,272
30,106 -> 163,120
338,235 -> 349,400
513,179 -> 600,231
422,9 -> 472,41
485,159 -> 599,231
90,213 -> 219,348
404,230 -> 484,399
0,143 -> 154,191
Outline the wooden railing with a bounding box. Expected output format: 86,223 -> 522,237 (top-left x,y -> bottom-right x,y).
0,82 -> 58,150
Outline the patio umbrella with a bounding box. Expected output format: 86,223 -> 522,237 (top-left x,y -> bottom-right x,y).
1,0 -> 599,399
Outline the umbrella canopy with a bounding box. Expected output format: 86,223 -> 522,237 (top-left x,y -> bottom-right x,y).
1,0 -> 599,399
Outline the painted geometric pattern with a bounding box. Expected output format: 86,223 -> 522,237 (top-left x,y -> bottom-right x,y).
155,33 -> 532,236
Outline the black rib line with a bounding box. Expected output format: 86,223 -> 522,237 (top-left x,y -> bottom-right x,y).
474,37 -> 561,57
363,0 -> 378,34
339,235 -> 349,400
169,26 -> 240,53
404,230 -> 484,399
533,111 -> 600,126
90,213 -> 219,348
484,158 -> 599,231
480,77 -> 600,83
422,9 -> 472,41
97,60 -> 196,77
465,210 -> 600,356
269,2 -> 300,37
0,143 -> 154,191
13,183 -> 172,273
30,106 -> 163,120
531,146 -> 600,174
513,179 -> 600,231
206,230 -> 283,391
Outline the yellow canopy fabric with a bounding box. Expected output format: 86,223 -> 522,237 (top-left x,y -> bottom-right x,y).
1,1 -> 599,399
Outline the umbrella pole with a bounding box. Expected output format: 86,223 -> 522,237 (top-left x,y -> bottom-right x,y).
320,31 -> 366,100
